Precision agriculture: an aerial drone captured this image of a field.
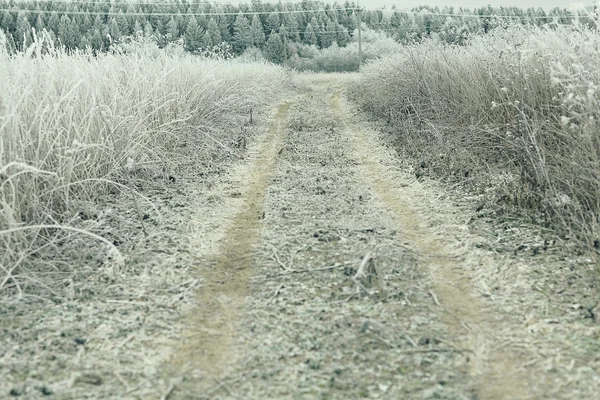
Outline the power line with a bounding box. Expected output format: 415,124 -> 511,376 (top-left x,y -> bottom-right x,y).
375,9 -> 577,19
1,6 -> 575,20
6,0 -> 356,7
0,7 -> 357,16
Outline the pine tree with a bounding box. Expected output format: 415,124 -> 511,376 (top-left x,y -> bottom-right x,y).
176,12 -> 187,36
155,19 -> 165,35
232,12 -> 251,53
116,10 -> 130,36
166,17 -> 178,40
309,16 -> 322,47
197,14 -> 208,30
184,15 -> 203,52
336,24 -> 350,47
14,12 -> 32,49
133,20 -> 143,35
79,34 -> 90,50
144,21 -> 154,36
264,30 -> 285,64
92,15 -> 103,31
58,15 -> 79,50
108,18 -> 121,43
304,23 -> 317,46
207,18 -> 221,45
320,19 -> 336,48
80,14 -> 92,33
90,28 -> 103,50
1,11 -> 15,34
250,14 -> 265,48
35,14 -> 45,34
265,12 -> 280,33
47,12 -> 60,35
283,13 -> 300,42
201,29 -> 213,49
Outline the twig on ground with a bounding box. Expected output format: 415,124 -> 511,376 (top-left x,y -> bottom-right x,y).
354,252 -> 373,280
212,377 -> 238,398
269,283 -> 284,303
160,378 -> 180,400
206,376 -> 242,399
271,247 -> 289,271
429,288 -> 442,307
113,370 -> 131,391
398,348 -> 466,354
352,277 -> 376,299
375,262 -> 385,299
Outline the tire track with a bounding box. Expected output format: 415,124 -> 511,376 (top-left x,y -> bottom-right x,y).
164,101 -> 292,397
330,90 -> 536,400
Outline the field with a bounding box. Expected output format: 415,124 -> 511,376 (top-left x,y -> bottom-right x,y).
2,12 -> 600,400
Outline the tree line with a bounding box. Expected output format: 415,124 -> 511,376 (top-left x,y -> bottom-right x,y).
0,0 -> 578,62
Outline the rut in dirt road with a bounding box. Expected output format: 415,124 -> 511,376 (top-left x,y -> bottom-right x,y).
164,102 -> 292,397
330,91 -> 535,400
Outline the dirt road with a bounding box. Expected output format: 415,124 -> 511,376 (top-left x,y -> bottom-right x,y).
162,75 -> 600,400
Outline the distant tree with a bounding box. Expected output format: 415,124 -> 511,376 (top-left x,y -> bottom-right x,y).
79,34 -> 90,50
201,30 -> 213,48
90,28 -> 103,50
304,22 -> 317,46
250,14 -> 265,48
14,12 -> 32,49
197,14 -> 208,30
309,16 -> 322,46
108,18 -> 121,42
47,12 -> 60,35
131,20 -> 142,35
116,11 -> 130,36
336,24 -> 350,47
279,23 -> 289,58
232,12 -> 251,53
265,12 -> 280,33
92,15 -> 103,31
206,18 -> 222,45
320,19 -> 336,48
264,30 -> 285,63
176,12 -> 187,35
144,21 -> 154,36
34,14 -> 45,33
184,15 -> 203,52
167,17 -> 179,40
80,14 -> 92,34
155,19 -> 166,36
1,11 -> 15,34
58,15 -> 79,49
283,13 -> 300,42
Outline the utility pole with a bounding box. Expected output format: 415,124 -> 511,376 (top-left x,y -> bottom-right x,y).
357,0 -> 362,70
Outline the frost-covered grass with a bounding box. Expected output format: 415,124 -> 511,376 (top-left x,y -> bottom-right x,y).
0,32 -> 287,296
351,23 -> 600,248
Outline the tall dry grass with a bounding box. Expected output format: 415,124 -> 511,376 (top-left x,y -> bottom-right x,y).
350,23 -> 600,249
0,31 -> 288,296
